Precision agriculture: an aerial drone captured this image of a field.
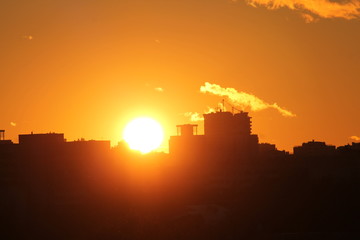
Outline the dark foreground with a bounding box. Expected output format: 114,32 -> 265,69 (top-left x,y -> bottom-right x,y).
1,142 -> 360,239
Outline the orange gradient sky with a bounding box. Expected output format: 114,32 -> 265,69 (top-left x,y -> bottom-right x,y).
1,0 -> 359,152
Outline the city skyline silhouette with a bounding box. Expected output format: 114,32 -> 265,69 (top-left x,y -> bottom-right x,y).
1,101 -> 359,154
1,0 -> 360,239
1,109 -> 360,239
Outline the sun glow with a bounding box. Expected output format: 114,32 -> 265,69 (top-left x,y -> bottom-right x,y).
123,117 -> 164,154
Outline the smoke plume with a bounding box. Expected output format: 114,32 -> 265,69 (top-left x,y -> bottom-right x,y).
246,0 -> 360,20
200,82 -> 296,117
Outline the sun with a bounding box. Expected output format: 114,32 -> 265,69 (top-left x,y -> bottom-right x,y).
123,117 -> 164,154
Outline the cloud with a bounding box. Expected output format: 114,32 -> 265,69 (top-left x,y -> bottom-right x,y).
200,82 -> 296,117
10,122 -> 16,127
246,0 -> 360,20
22,35 -> 33,40
184,104 -> 227,122
184,112 -> 204,122
350,135 -> 360,141
206,103 -> 227,113
301,13 -> 318,23
154,87 -> 164,92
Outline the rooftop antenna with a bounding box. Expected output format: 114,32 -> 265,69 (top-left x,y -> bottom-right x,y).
223,99 -> 242,114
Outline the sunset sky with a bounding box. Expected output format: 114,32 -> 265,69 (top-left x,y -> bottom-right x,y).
1,0 -> 359,152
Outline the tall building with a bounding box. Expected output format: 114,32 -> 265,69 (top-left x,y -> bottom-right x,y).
204,111 -> 251,136
169,111 -> 258,159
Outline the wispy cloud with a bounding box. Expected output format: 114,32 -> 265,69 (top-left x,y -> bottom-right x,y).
350,135 -> 360,141
10,122 -> 16,127
184,112 -> 204,122
184,104 -> 227,122
154,87 -> 164,92
301,13 -> 318,23
184,104 -> 288,122
200,82 -> 296,117
246,0 -> 360,20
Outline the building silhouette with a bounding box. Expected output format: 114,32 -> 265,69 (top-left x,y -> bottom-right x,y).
170,110 -> 259,160
19,132 -> 65,145
293,140 -> 336,157
1,115 -> 360,239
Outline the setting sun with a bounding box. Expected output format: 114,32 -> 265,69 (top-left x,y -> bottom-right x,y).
123,117 -> 164,154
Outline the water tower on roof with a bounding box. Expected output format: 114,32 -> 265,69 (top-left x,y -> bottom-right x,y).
176,124 -> 198,136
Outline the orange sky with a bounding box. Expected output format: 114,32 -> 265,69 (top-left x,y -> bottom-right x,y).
1,0 -> 359,152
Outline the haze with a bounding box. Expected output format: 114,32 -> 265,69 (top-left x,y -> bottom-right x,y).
1,0 -> 359,151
